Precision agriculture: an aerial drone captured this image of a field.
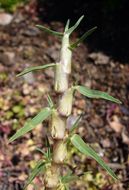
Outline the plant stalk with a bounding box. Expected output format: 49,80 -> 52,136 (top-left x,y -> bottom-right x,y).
45,33 -> 72,189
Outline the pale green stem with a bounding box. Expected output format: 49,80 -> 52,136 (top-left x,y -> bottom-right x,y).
54,34 -> 72,92
47,27 -> 73,190
60,34 -> 72,74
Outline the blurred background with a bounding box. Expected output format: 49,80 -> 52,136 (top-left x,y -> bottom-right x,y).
1,0 -> 129,61
38,0 -> 129,62
0,0 -> 129,190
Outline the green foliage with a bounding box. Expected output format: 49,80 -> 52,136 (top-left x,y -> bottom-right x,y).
71,134 -> 118,180
9,107 -> 52,142
35,147 -> 52,161
24,160 -> 46,188
59,172 -> 78,190
64,19 -> 70,32
65,15 -> 84,35
47,94 -> 54,108
0,0 -> 27,12
17,63 -> 56,77
75,85 -> 121,104
36,25 -> 63,37
69,26 -> 97,50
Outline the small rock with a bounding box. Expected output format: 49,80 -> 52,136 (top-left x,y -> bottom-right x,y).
89,52 -> 110,65
22,27 -> 40,37
0,13 -> 13,25
13,13 -> 24,23
0,52 -> 15,66
22,46 -> 35,59
101,138 -> 111,148
22,83 -> 33,95
90,114 -> 104,128
78,126 -> 86,137
28,107 -> 37,115
38,84 -> 49,94
0,64 -> 5,72
74,99 -> 86,110
84,79 -> 92,88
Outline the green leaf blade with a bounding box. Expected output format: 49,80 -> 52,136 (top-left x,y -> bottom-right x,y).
70,26 -> 97,50
76,85 -> 121,104
47,94 -> 54,108
36,25 -> 63,37
25,160 -> 45,188
71,134 -> 118,180
65,19 -> 70,32
9,107 -> 52,142
17,63 -> 56,77
66,15 -> 84,35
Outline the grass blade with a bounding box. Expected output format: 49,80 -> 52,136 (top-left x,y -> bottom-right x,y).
65,19 -> 70,32
36,25 -> 63,37
17,63 -> 56,77
35,147 -> 48,157
66,15 -> 84,35
75,85 -> 121,104
9,107 -> 52,142
47,94 -> 54,108
69,26 -> 97,50
24,160 -> 45,188
71,134 -> 118,180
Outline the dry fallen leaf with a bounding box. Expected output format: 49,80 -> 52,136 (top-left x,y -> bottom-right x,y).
108,115 -> 124,133
18,173 -> 28,181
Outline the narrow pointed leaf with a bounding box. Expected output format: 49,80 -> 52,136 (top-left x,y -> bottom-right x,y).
71,134 -> 118,180
24,160 -> 45,188
47,94 -> 54,108
64,186 -> 69,190
9,107 -> 51,142
66,15 -> 84,35
35,147 -> 48,157
36,25 -> 63,37
75,85 -> 121,104
45,136 -> 51,159
69,26 -> 97,50
17,63 -> 56,77
65,19 -> 70,32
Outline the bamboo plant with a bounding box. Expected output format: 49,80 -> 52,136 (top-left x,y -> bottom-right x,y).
9,15 -> 121,189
